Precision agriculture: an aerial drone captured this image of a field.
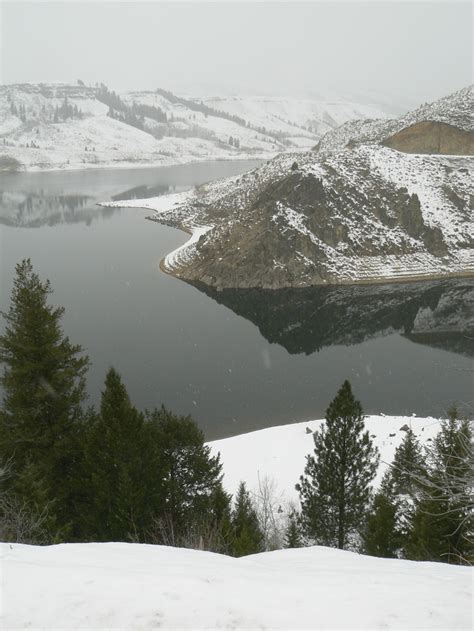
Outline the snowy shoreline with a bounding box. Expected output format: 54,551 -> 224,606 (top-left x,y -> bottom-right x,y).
1,151 -> 274,174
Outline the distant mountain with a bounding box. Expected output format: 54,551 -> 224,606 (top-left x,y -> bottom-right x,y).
102,86 -> 473,288
0,82 -> 393,172
314,85 -> 473,155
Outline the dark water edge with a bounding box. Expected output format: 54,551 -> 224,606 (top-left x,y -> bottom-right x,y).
1,161 -> 473,440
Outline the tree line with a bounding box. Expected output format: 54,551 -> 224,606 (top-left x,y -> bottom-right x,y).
0,260 -> 471,564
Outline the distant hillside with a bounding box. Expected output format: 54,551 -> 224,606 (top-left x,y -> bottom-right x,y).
314,85 -> 473,155
0,82 -> 392,172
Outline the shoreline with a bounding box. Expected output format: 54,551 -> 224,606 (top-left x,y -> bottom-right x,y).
0,154 -> 273,175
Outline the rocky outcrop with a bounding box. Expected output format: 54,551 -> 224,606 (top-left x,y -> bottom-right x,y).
381,121 -> 474,156
133,146 -> 472,289
315,85 -> 473,156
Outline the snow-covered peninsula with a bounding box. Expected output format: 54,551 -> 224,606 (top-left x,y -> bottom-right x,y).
101,86 -> 473,288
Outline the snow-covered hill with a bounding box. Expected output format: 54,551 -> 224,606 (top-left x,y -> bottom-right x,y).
315,85 -> 473,155
102,143 -> 473,287
197,94 -> 395,140
2,542 -> 471,629
0,82 -> 393,171
208,415 -> 444,504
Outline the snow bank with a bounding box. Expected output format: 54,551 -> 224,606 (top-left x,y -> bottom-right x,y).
1,542 -> 471,629
208,415 -> 444,502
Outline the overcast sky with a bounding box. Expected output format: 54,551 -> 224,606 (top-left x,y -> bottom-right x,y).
1,1 -> 472,108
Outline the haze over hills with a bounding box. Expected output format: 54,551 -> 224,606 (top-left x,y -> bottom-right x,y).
102,85 -> 473,288
0,82 -> 396,172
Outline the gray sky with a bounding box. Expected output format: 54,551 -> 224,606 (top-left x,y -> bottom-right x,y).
1,1 -> 472,108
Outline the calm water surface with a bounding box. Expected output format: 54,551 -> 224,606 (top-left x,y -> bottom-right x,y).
1,161 -> 472,439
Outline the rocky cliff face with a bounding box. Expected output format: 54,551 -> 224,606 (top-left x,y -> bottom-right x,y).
381,121 -> 474,156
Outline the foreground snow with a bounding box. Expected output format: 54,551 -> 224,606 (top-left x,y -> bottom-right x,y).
208,415 -> 444,501
1,542 -> 471,629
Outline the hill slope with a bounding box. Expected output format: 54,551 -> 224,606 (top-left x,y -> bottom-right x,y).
2,542 -> 471,629
0,83 -> 393,171
315,85 -> 473,156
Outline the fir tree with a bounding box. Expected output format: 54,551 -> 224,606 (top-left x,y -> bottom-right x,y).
84,368 -> 147,541
0,259 -> 89,536
363,473 -> 400,558
296,380 -> 379,549
230,481 -> 263,556
406,409 -> 472,564
284,511 -> 303,548
144,406 -> 223,542
391,428 -> 425,495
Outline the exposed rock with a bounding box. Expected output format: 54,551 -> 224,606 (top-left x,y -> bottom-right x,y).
381,121 -> 474,156
399,424 -> 410,431
315,85 -> 473,156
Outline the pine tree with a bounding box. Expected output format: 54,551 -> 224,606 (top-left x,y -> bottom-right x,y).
230,481 -> 263,556
144,406 -> 223,542
296,380 -> 379,549
84,368 -> 147,541
391,428 -> 425,495
284,511 -> 303,548
0,259 -> 89,536
205,483 -> 233,553
363,473 -> 400,558
406,409 -> 472,564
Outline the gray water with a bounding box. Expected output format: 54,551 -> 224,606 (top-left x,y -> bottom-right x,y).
1,161 -> 472,439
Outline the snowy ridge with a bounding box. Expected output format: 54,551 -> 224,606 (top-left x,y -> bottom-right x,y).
2,542 -> 471,629
315,85 -> 473,155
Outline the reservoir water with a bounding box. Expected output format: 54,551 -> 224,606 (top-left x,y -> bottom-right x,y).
1,161 -> 472,439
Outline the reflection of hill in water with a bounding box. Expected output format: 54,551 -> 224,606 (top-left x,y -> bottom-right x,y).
191,279 -> 474,357
111,183 -> 171,202
0,190 -> 123,227
0,183 -> 177,227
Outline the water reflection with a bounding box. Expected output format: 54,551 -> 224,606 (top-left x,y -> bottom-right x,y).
0,189 -> 121,228
190,279 -> 474,358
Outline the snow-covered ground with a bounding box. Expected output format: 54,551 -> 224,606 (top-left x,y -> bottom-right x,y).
2,542 -> 471,629
2,415 -> 471,629
208,415 -> 444,503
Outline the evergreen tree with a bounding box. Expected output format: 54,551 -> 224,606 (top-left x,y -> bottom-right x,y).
406,409 -> 472,564
83,368 -> 148,541
230,481 -> 263,556
296,380 -> 379,549
144,406 -> 223,542
284,510 -> 303,548
363,473 -> 400,558
204,483 -> 233,553
391,428 -> 425,495
0,259 -> 89,536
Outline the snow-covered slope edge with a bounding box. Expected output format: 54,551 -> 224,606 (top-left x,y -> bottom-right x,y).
2,542 -> 471,630
208,416 -> 445,503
